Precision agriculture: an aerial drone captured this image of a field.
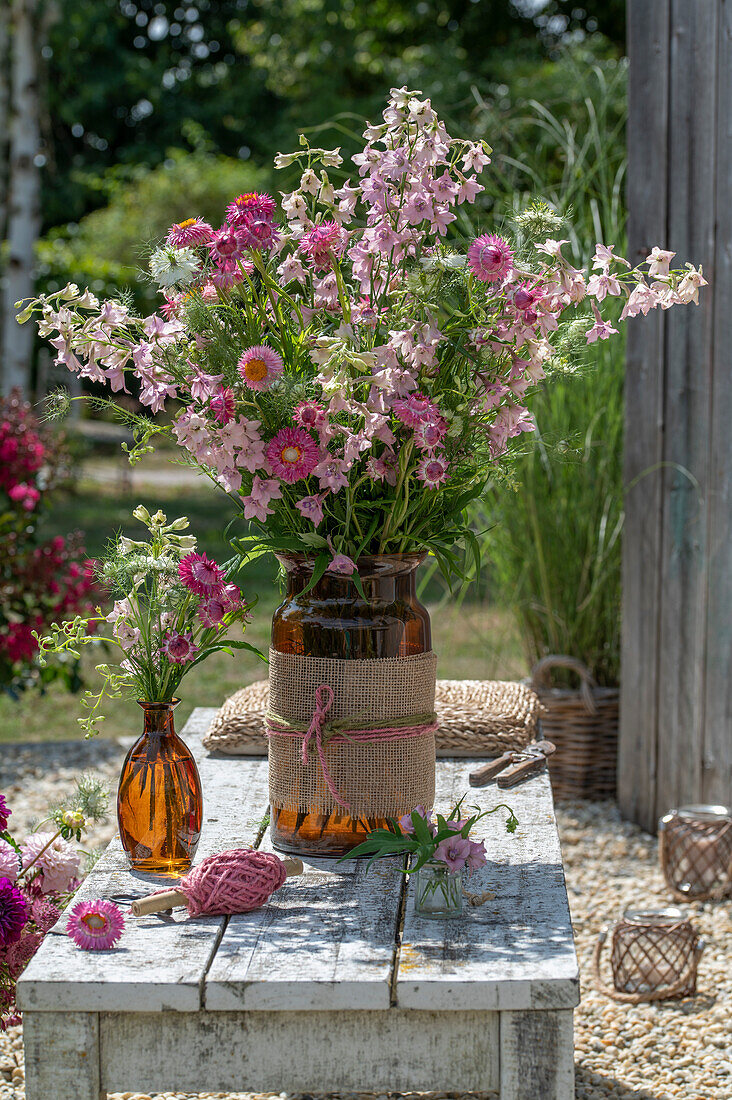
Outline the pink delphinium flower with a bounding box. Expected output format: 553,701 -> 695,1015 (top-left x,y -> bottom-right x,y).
392,392 -> 441,429
0,879 -> 28,947
326,543 -> 357,575
0,841 -> 19,883
433,836 -> 472,873
295,492 -> 328,527
585,302 -> 619,344
240,476 -> 282,521
209,387 -> 236,425
293,399 -> 326,430
66,899 -> 125,951
178,551 -> 225,596
312,455 -> 350,493
237,346 -> 284,391
467,233 -> 513,283
160,630 -> 199,664
226,192 -> 277,225
166,217 -> 214,248
299,221 -> 348,271
416,454 -> 449,488
21,833 -> 80,894
265,427 -> 319,483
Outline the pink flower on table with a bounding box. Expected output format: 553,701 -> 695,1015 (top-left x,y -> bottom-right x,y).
312,455 -> 350,493
266,427 -> 319,483
178,552 -> 226,596
467,233 -> 513,283
413,419 -> 446,452
393,392 -> 441,429
293,400 -> 326,431
237,345 -> 284,391
416,454 -> 449,488
66,899 -> 125,952
646,246 -> 676,278
466,840 -> 488,872
226,192 -> 277,226
21,833 -> 80,895
585,302 -> 619,344
299,221 -> 348,271
209,387 -> 236,425
295,492 -> 328,527
240,476 -> 282,522
160,630 -> 199,664
433,836 -> 472,873
166,217 -> 214,248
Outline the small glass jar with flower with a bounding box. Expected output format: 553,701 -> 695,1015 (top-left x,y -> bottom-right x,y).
341,799 -> 517,918
35,505 -> 260,876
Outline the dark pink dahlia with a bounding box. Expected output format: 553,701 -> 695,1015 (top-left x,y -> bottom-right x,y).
0,878 -> 28,948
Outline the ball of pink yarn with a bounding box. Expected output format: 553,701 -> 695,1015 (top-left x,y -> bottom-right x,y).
179,848 -> 288,917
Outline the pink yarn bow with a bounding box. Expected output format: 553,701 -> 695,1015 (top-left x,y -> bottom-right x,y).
301,684 -> 350,809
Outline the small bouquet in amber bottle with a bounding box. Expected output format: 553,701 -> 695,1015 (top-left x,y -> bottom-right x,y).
36,505 -> 259,875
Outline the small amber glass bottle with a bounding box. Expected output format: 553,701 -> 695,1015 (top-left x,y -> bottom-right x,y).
117,700 -> 203,876
270,553 -> 431,857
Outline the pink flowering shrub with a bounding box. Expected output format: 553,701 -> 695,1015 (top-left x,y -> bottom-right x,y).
0,392 -> 99,693
36,505 -> 257,736
19,88 -> 706,582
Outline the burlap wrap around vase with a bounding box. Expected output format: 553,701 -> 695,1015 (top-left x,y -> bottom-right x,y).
267,647 -> 437,820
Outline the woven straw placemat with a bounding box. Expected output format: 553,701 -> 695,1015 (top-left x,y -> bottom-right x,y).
203,677 -> 541,758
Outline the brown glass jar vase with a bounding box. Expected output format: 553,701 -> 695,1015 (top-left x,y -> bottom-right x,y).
117,700 -> 203,877
270,553 -> 432,857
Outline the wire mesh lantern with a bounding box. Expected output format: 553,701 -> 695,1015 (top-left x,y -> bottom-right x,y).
593,907 -> 704,1003
659,804 -> 732,901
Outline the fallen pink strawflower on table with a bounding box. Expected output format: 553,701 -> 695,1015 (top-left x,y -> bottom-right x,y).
67,899 -> 125,951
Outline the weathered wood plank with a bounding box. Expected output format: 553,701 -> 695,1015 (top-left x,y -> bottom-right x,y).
18,711 -> 269,1013
619,0 -> 670,832
24,1011 -> 103,1100
205,818 -> 405,1011
655,0 -> 718,818
100,1008 -> 500,1095
395,761 -> 579,1011
703,0 -> 732,805
499,1008 -> 574,1100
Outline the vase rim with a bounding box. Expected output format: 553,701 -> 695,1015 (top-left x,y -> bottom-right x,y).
137,699 -> 180,709
276,551 -> 427,574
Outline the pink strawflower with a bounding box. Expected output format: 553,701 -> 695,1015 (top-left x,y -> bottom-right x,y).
511,281 -> 541,312
416,454 -> 449,488
166,217 -> 214,248
467,233 -> 513,283
226,192 -> 277,226
198,596 -> 227,627
208,224 -> 249,265
433,836 -> 472,873
293,400 -> 326,430
160,630 -> 199,664
209,387 -> 236,425
393,392 -> 441,428
21,832 -> 80,895
266,427 -> 319,483
221,582 -> 242,610
0,841 -> 19,884
299,221 -> 348,271
66,899 -> 125,951
295,492 -> 328,527
239,216 -> 280,252
413,419 -> 446,451
178,551 -> 226,596
0,879 -> 28,947
237,345 -> 284,391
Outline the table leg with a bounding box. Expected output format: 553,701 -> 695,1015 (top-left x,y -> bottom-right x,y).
24,1011 -> 104,1100
499,1008 -> 574,1100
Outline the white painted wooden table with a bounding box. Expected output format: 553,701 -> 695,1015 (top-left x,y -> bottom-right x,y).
18,708 -> 579,1099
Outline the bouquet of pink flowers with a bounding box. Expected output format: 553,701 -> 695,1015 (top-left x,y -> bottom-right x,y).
19,87 -> 705,581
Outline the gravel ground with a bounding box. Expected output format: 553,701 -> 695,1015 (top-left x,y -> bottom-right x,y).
1,741 -> 730,1100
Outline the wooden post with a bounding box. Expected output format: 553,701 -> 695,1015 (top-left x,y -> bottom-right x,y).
620,0 -> 732,830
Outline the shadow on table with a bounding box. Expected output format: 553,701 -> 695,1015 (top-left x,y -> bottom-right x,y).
575,1065 -> 661,1098
0,738 -> 125,784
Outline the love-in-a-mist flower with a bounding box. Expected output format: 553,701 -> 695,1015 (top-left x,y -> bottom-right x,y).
416,454 -> 449,488
237,346 -> 284,391
299,221 -> 348,270
149,246 -> 201,288
66,898 -> 125,951
178,551 -> 225,596
166,217 -> 214,248
0,878 -> 27,947
265,427 -> 319,483
467,233 -> 513,283
226,192 -> 277,225
160,630 -> 199,664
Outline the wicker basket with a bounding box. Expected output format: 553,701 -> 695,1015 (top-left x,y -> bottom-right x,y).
529,655 -> 619,800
